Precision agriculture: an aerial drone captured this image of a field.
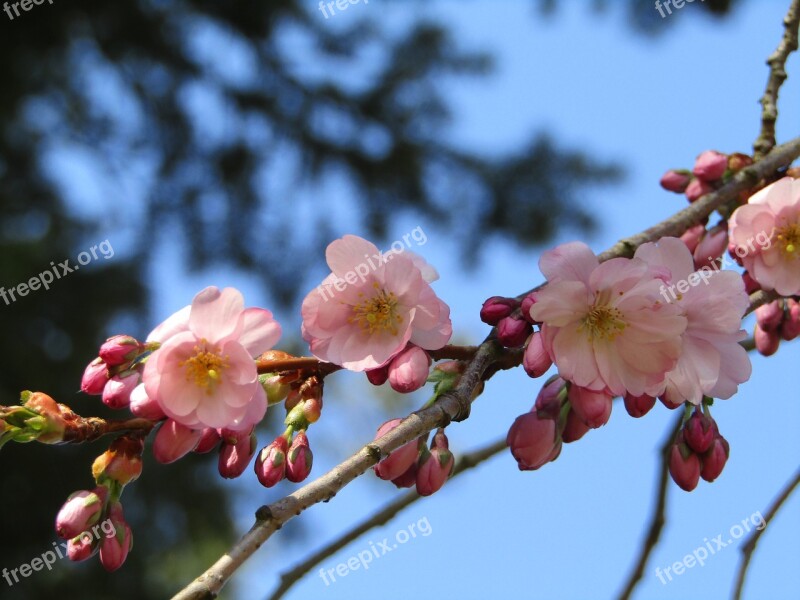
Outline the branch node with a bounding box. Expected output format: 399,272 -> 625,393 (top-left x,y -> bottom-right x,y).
255,506 -> 274,522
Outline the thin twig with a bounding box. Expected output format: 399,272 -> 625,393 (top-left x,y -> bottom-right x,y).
753,0 -> 800,160
266,438 -> 506,600
617,413 -> 683,600
731,468 -> 800,600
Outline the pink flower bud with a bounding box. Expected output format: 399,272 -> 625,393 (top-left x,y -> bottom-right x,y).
98,335 -> 142,367
99,502 -> 133,572
534,375 -> 567,416
520,293 -> 538,324
254,436 -> 288,488
81,357 -> 109,395
194,428 -> 221,453
416,430 -> 454,496
742,271 -> 760,294
480,296 -> 518,325
390,463 -> 418,488
781,299 -> 800,341
568,385 -> 613,429
755,300 -> 784,332
660,169 -> 692,193
365,364 -> 390,386
286,431 -> 313,483
56,488 -> 107,539
754,323 -> 780,357
623,393 -> 656,418
387,345 -> 431,393
506,411 -> 560,471
67,533 -> 98,562
152,419 -> 202,464
102,373 -> 139,409
496,315 -> 533,348
561,408 -> 591,443
219,432 -> 257,479
693,226 -> 728,269
669,441 -> 701,492
373,419 -> 421,481
128,384 -> 166,420
682,411 -> 717,454
523,332 -> 552,378
693,150 -> 728,181
700,435 -> 729,482
685,178 -> 714,202
679,224 -> 706,254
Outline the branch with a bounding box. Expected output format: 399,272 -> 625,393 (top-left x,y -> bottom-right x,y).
266,437 -> 506,600
753,0 -> 800,160
731,468 -> 800,600
616,413 -> 683,600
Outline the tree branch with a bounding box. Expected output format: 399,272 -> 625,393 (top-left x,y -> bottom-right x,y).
616,413 -> 683,600
732,468 -> 800,600
266,437 -> 507,600
753,0 -> 800,160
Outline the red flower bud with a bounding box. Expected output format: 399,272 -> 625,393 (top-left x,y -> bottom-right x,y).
693,225 -> 728,269
56,487 -> 107,540
218,432 -> 257,479
480,296 -> 518,325
81,357 -> 109,395
98,335 -> 142,367
102,373 -> 139,409
286,431 -> 313,483
685,178 -> 714,202
520,293 -> 538,324
682,411 -> 717,454
523,331 -> 552,378
99,502 -> 133,572
668,442 -> 701,492
679,224 -> 706,254
365,363 -> 390,386
781,299 -> 800,341
496,315 -> 533,348
415,431 -> 454,496
700,435 -> 729,482
568,385 -> 613,429
152,419 -> 202,464
194,428 -> 221,453
693,150 -> 728,181
623,393 -> 656,418
660,169 -> 692,193
390,463 -> 418,488
373,419 -> 420,481
506,410 -> 560,471
754,323 -> 780,356
254,436 -> 288,488
534,375 -> 567,417
561,408 -> 590,443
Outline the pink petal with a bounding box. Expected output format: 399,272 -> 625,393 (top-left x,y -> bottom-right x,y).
147,305 -> 191,343
326,235 -> 381,278
539,241 -> 598,284
237,308 -> 281,356
189,287 -> 245,343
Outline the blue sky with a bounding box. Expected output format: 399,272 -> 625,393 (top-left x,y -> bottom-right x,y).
66,1 -> 799,598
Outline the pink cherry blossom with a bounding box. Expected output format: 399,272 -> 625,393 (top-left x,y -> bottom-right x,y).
142,287 -> 281,431
529,242 -> 687,397
729,176 -> 800,295
635,237 -> 750,404
301,235 -> 452,371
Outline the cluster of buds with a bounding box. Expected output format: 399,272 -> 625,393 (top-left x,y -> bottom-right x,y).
668,407 -> 729,491
480,294 -> 537,348
660,150 -> 753,203
753,299 -> 800,356
372,420 -> 454,496
679,222 -> 729,270
365,344 -> 432,394
254,429 -> 313,487
0,391 -> 79,447
55,487 -> 133,571
81,335 -> 150,409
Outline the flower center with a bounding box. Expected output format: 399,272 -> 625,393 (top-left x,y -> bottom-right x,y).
180,341 -> 229,394
775,223 -> 800,257
579,303 -> 626,342
349,283 -> 403,335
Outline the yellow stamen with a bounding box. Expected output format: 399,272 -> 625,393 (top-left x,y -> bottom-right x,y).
180,341 -> 229,395
349,283 -> 403,335
579,304 -> 626,342
776,223 -> 800,258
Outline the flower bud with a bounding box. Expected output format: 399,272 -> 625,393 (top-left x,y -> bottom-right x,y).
693,226 -> 728,269
194,428 -> 221,453
416,430 -> 454,497
679,224 -> 706,254
700,435 -> 729,482
390,463 -> 418,488
388,345 -> 431,393
534,375 -> 567,417
152,419 -> 202,464
219,432 -> 257,479
259,373 -> 291,406
523,332 -> 552,378
668,441 -> 701,492
128,384 -> 166,420
496,315 -> 533,348
102,373 -> 139,409
286,431 -> 313,483
67,533 -> 98,562
781,299 -> 800,341
561,408 -> 591,443
568,386 -> 613,429
99,502 -> 133,572
92,435 -> 144,486
685,178 -> 714,202
284,387 -> 302,411
22,391 -> 70,443
755,300 -> 784,332
623,393 -> 656,418
727,152 -> 753,172
254,436 -> 288,488
56,488 -> 107,540
754,323 -> 780,357
365,364 -> 390,386
506,410 -> 560,471
660,169 -> 692,193
693,150 -> 727,181
480,296 -> 518,325
302,397 -> 323,423
373,419 -> 420,481
741,271 -> 760,294
520,293 -> 538,324
98,335 -> 142,367
682,411 -> 716,454
659,393 -> 685,410
81,358 -> 109,395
